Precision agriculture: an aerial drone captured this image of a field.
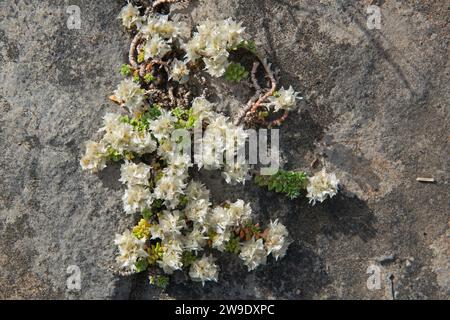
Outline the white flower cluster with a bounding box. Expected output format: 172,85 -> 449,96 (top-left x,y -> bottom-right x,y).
268,86 -> 303,112
139,14 -> 190,83
114,229 -> 148,272
184,19 -> 245,77
114,79 -> 147,113
189,255 -> 219,286
120,161 -> 153,214
80,113 -> 157,173
122,7 -> 246,79
119,2 -> 142,29
192,98 -> 250,184
238,219 -> 291,271
80,140 -> 108,173
80,5 -> 317,287
306,168 -> 340,205
112,171 -> 291,284
101,113 -> 157,154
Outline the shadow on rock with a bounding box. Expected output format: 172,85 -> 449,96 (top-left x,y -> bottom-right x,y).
98,163 -> 122,191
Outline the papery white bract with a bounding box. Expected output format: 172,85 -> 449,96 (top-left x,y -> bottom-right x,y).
264,219 -> 291,260
306,168 -> 339,205
268,86 -> 302,112
189,255 -> 219,286
114,79 -> 147,113
239,237 -> 267,271
114,229 -> 148,272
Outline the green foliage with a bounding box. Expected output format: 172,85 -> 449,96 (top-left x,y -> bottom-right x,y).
255,170 -> 308,199
145,104 -> 162,120
135,258 -> 149,273
149,275 -> 170,289
120,64 -> 132,76
224,235 -> 241,255
106,146 -> 122,162
181,251 -> 196,268
178,194 -> 189,208
142,208 -> 153,220
151,199 -> 164,210
137,51 -> 145,64
144,73 -> 155,83
133,73 -> 140,82
244,222 -> 261,235
172,106 -> 188,120
172,107 -> 199,129
235,40 -> 257,55
119,105 -> 161,132
225,62 -> 249,83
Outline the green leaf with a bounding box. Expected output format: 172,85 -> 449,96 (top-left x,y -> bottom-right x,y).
142,208 -> 153,220
135,258 -> 149,273
181,251 -> 196,268
235,40 -> 257,55
144,73 -> 155,83
155,275 -> 169,289
255,170 -> 308,199
224,235 -> 241,255
144,105 -> 162,121
120,64 -> 132,76
137,51 -> 145,64
224,62 -> 249,83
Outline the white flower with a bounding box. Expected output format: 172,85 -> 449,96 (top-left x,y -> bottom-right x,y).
184,225 -> 209,252
164,153 -> 192,177
169,58 -> 190,84
191,97 -> 215,123
227,199 -> 252,226
142,14 -> 188,40
198,115 -> 230,170
119,161 -> 151,186
157,138 -> 176,160
129,130 -> 157,155
118,3 -> 142,29
153,173 -> 187,209
183,37 -> 202,62
184,198 -> 210,224
183,19 -> 245,77
224,124 -> 247,154
122,184 -> 153,214
306,168 -> 339,205
143,34 -> 171,60
100,113 -> 134,153
239,238 -> 267,271
114,229 -> 148,272
210,229 -> 231,252
158,210 -> 186,238
189,255 -> 219,286
222,18 -> 245,48
114,79 -> 146,113
185,181 -> 210,201
268,86 -> 302,112
202,55 -> 229,77
148,109 -> 177,141
221,161 -> 250,185
158,238 -> 183,274
80,140 -> 108,173
208,206 -> 232,233
264,219 -> 291,261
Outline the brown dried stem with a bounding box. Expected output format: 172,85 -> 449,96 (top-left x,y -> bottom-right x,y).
129,32 -> 142,69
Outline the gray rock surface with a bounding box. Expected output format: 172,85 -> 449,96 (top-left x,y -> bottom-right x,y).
0,0 -> 448,299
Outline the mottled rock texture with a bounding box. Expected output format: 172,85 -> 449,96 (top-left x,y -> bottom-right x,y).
0,0 -> 448,299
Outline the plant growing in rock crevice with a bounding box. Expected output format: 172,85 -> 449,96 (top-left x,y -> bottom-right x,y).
80,0 -> 339,288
